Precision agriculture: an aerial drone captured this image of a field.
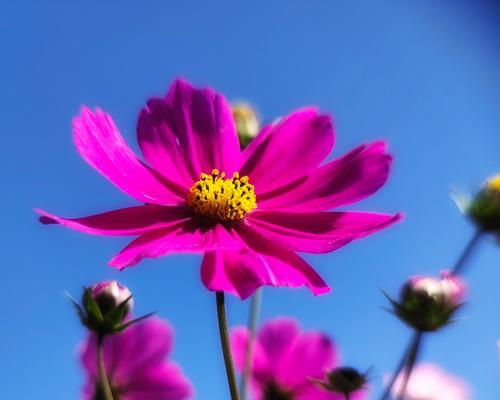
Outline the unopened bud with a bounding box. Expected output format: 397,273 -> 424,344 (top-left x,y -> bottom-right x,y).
392,271 -> 466,332
467,174 -> 500,232
232,103 -> 260,148
86,280 -> 133,317
314,367 -> 368,396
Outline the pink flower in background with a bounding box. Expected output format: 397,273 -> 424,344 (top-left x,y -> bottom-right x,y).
231,318 -> 366,400
80,317 -> 193,400
391,363 -> 471,400
38,78 -> 400,298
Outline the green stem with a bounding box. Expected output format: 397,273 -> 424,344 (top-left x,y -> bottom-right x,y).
452,230 -> 482,275
216,291 -> 240,400
396,331 -> 423,400
378,331 -> 422,400
97,334 -> 114,400
240,288 -> 263,400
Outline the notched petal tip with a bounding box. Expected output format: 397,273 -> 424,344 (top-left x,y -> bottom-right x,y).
312,285 -> 332,296
35,208 -> 57,225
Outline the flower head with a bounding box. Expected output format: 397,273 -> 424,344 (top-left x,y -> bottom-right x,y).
390,271 -> 466,331
231,318 -> 366,400
80,317 -> 193,400
390,363 -> 471,400
38,79 -> 400,298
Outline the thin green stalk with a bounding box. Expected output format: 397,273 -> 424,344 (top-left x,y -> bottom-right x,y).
378,330 -> 422,400
240,288 -> 263,400
452,230 -> 482,275
97,334 -> 114,400
396,331 -> 423,400
216,291 -> 240,400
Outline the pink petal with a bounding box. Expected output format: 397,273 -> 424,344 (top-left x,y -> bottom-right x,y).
247,210 -> 402,253
240,109 -> 334,194
80,318 -> 193,400
258,141 -> 392,211
123,363 -> 194,400
200,226 -> 330,299
232,318 -> 339,400
230,327 -> 251,371
230,327 -> 268,374
74,107 -> 186,204
138,79 -> 240,183
80,318 -> 173,383
109,222 -> 241,269
278,332 -> 336,391
255,318 -> 301,373
231,319 -> 301,389
36,205 -> 191,236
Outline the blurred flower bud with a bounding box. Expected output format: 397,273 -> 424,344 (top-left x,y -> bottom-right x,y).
232,102 -> 260,148
387,271 -> 466,332
466,174 -> 500,233
314,367 -> 368,396
87,280 -> 133,317
66,281 -> 154,336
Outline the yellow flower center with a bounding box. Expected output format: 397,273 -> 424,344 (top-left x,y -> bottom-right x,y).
187,169 -> 257,222
487,174 -> 500,192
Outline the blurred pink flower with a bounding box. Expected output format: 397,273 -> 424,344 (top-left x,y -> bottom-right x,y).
80,317 -> 193,400
231,318 -> 366,400
391,363 -> 471,400
38,79 -> 400,298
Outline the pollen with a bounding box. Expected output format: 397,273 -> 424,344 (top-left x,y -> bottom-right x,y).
487,174 -> 500,192
187,169 -> 257,222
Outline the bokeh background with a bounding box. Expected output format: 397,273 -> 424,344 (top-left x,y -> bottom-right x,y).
2,0 -> 500,398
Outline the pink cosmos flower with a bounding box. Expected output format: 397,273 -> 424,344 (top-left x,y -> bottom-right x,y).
38,79 -> 400,298
231,318 -> 366,400
391,363 -> 471,400
80,317 -> 193,400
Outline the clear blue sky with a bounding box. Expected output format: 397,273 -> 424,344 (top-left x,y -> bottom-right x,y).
2,0 -> 500,398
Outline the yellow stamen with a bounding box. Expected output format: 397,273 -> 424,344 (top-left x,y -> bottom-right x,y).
487,174 -> 500,192
187,169 -> 257,222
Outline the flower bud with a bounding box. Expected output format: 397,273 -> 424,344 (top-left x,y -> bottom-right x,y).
315,367 -> 368,396
392,271 -> 466,332
86,280 -> 133,316
67,281 -> 153,336
78,281 -> 134,334
232,103 -> 260,148
467,174 -> 500,232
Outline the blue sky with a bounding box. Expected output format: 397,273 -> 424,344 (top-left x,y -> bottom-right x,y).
2,0 -> 500,398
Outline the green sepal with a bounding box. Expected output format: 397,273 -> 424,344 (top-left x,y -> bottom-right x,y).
114,312 -> 156,333
383,289 -> 464,332
65,291 -> 88,326
103,295 -> 133,329
83,287 -> 104,322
